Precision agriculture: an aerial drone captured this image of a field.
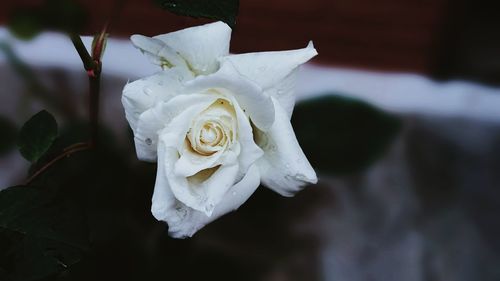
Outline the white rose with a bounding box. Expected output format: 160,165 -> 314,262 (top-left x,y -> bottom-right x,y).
122,21 -> 318,238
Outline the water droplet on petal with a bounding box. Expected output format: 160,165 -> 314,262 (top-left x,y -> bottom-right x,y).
175,204 -> 187,219
268,144 -> 277,153
205,203 -> 214,213
143,87 -> 153,96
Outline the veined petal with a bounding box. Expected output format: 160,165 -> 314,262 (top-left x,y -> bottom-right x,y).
184,63 -> 275,131
220,41 -> 317,117
131,35 -> 189,69
257,98 -> 317,196
134,94 -> 217,162
155,164 -> 261,238
122,68 -> 193,133
155,21 -> 232,75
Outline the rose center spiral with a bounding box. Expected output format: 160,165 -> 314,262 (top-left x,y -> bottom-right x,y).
200,123 -> 221,144
186,99 -> 236,156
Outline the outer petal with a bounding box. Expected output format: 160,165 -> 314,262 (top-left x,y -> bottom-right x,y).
181,164 -> 240,215
257,98 -> 317,196
122,67 -> 193,133
184,63 -> 275,131
150,140 -> 181,230
130,35 -> 189,69
220,41 -> 317,117
133,94 -> 217,162
152,162 -> 261,239
154,21 -> 231,75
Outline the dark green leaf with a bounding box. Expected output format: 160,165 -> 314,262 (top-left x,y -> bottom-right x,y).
155,0 -> 239,28
8,0 -> 87,40
7,11 -> 43,40
17,110 -> 58,163
292,95 -> 401,175
0,117 -> 17,156
0,186 -> 88,280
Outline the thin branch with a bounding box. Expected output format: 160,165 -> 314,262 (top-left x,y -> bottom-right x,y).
23,2 -> 125,185
25,33 -> 102,184
24,142 -> 91,185
70,33 -> 103,147
88,73 -> 101,147
69,34 -> 97,72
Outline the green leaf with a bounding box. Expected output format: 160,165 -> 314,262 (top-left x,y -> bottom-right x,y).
292,95 -> 401,175
7,11 -> 43,40
17,110 -> 58,163
0,186 -> 88,280
0,117 -> 17,156
155,0 -> 239,28
8,0 -> 87,40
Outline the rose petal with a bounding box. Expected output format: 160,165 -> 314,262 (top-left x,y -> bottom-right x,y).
227,95 -> 264,179
152,162 -> 260,238
183,163 -> 240,215
257,98 -> 317,196
154,21 -> 231,75
150,141 -> 181,229
174,138 -> 239,177
134,94 -> 217,162
174,98 -> 239,176
265,69 -> 299,118
184,63 -> 275,131
130,35 -> 189,69
220,41 -> 317,117
157,110 -> 240,215
122,68 -> 193,133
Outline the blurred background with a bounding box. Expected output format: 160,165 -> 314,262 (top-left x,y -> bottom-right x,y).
0,0 -> 500,280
